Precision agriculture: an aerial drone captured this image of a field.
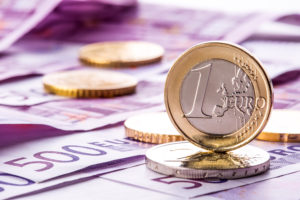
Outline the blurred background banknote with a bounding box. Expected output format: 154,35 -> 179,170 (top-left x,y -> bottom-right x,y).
0,0 -> 300,199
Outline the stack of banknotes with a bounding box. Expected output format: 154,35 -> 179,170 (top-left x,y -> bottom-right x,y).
0,0 -> 300,199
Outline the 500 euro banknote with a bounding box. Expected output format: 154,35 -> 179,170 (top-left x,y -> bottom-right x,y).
2,136 -> 300,199
0,125 -> 152,183
99,139 -> 300,199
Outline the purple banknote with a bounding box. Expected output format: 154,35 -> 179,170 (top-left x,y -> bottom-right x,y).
1,1 -> 300,200
0,0 -> 61,51
2,127 -> 300,200
0,2 -> 273,82
0,0 -> 137,52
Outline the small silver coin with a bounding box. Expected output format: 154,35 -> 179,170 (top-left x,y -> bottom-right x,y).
146,141 -> 270,179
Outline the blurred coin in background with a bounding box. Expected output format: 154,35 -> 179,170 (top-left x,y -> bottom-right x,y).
79,41 -> 164,67
43,69 -> 137,98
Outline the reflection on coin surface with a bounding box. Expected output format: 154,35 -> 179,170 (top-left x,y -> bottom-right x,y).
43,69 -> 137,98
146,141 -> 270,179
165,41 -> 273,152
181,59 -> 255,135
79,41 -> 164,67
257,109 -> 300,142
125,112 -> 184,144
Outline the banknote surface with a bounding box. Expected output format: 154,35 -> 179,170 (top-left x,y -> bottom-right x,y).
0,125 -> 153,182
0,0 -> 61,51
2,133 -> 300,199
0,161 -> 146,200
242,39 -> 300,79
1,1 -> 300,200
100,139 -> 300,199
210,169 -> 300,200
15,175 -> 180,200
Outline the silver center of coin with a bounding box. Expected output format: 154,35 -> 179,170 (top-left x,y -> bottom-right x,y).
180,59 -> 255,135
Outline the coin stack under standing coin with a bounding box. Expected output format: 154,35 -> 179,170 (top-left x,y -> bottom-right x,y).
145,41 -> 273,179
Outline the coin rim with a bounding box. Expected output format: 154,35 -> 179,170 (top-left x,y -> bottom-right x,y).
257,109 -> 300,142
145,141 -> 270,179
164,41 -> 273,152
43,69 -> 138,98
124,112 -> 184,144
79,41 -> 164,67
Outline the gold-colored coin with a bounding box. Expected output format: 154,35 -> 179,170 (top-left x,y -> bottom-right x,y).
165,41 -> 273,152
43,69 -> 137,98
124,112 -> 184,144
257,109 -> 300,142
79,41 -> 164,67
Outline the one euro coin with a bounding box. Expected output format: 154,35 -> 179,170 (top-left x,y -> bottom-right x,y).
165,41 -> 273,152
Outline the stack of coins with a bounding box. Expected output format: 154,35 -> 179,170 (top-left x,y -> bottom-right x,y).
145,42 -> 273,179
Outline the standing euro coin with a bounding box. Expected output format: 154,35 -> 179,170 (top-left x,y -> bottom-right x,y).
79,41 -> 164,67
146,41 -> 273,179
165,41 -> 273,152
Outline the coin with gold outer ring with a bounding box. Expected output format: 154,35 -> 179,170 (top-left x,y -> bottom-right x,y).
79,41 -> 164,67
257,109 -> 300,142
165,41 -> 273,152
43,69 -> 137,98
124,112 -> 184,144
